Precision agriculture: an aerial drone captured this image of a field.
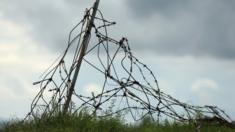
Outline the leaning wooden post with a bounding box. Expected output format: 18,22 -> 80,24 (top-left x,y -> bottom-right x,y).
63,0 -> 100,114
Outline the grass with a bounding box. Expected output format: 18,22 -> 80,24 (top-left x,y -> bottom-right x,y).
1,110 -> 234,132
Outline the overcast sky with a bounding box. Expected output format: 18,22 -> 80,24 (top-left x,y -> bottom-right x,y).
0,0 -> 235,120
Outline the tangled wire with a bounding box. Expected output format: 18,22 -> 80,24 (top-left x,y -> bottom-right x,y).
25,1 -> 234,127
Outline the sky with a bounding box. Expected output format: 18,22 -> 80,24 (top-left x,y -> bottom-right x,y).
0,0 -> 235,120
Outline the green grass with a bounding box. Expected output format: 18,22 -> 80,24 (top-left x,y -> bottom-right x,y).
1,111 -> 234,132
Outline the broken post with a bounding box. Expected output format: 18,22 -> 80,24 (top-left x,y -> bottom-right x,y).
63,0 -> 100,114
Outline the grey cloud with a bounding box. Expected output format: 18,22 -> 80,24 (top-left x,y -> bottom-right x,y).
1,0 -> 235,59
125,0 -> 235,59
126,0 -> 191,18
0,0 -> 128,53
0,0 -> 92,52
0,72 -> 25,95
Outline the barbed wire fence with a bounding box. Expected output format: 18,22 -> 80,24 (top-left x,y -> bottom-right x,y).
25,0 -> 234,127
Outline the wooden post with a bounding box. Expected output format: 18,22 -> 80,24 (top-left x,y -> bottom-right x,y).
63,0 -> 100,114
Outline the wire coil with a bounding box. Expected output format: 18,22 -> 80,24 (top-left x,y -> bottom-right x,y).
24,5 -> 233,126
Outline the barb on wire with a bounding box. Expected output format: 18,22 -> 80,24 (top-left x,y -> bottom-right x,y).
25,1 -> 234,127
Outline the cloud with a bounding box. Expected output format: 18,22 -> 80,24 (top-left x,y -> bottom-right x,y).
83,83 -> 102,96
1,0 -> 235,59
0,0 -> 91,52
0,16 -> 57,72
0,15 -> 59,113
126,0 -> 190,18
125,0 -> 235,59
190,78 -> 220,105
191,78 -> 219,92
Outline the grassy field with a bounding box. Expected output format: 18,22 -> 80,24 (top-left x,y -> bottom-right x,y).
1,111 -> 234,132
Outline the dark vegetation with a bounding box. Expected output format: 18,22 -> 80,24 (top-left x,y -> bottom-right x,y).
1,110 -> 234,132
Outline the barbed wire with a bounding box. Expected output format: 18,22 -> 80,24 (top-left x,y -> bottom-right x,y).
25,3 -> 234,127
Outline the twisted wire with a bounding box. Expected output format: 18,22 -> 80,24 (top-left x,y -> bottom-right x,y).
24,5 -> 233,126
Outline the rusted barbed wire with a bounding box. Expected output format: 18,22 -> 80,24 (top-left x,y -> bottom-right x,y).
25,2 -> 234,127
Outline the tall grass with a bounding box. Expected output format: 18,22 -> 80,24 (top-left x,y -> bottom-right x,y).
2,110 -> 234,132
